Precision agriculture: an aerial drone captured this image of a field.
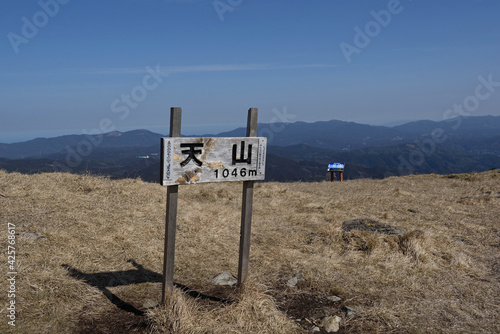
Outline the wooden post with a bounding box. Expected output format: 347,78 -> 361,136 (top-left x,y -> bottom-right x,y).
162,107 -> 182,303
237,108 -> 257,287
329,170 -> 343,182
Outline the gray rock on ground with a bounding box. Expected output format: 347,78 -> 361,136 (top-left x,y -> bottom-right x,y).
321,315 -> 341,333
326,295 -> 342,302
342,306 -> 356,316
143,299 -> 159,309
212,272 -> 237,286
286,272 -> 304,287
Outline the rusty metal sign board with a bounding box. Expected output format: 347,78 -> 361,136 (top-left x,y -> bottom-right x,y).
161,137 -> 267,186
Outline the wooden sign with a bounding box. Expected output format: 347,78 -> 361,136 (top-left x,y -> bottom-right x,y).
161,137 -> 267,186
161,107 -> 263,303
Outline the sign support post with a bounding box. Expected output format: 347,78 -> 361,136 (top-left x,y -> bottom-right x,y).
161,107 -> 182,303
237,108 -> 257,287
329,170 -> 343,182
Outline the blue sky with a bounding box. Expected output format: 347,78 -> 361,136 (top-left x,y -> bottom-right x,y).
1,0 -> 499,142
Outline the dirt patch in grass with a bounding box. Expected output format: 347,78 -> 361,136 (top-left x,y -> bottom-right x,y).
274,292 -> 346,333
342,218 -> 406,235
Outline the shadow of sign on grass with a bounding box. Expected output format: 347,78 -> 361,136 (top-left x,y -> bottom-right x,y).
62,259 -> 230,316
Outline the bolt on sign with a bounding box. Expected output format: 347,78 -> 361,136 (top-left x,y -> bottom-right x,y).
161,137 -> 267,186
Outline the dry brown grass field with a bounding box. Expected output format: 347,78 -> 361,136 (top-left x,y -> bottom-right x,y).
0,169 -> 499,333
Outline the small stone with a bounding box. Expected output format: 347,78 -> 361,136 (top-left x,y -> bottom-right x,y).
321,315 -> 341,333
143,299 -> 159,309
326,295 -> 342,302
286,272 -> 304,287
311,326 -> 321,332
342,306 -> 355,316
286,277 -> 299,287
21,232 -> 39,238
310,308 -> 333,319
212,272 -> 237,286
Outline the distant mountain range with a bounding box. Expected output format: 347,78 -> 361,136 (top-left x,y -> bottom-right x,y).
0,130 -> 163,160
1,115 -> 499,182
217,115 -> 500,153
